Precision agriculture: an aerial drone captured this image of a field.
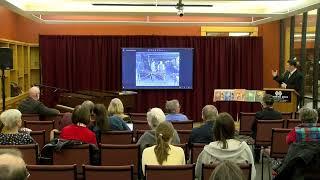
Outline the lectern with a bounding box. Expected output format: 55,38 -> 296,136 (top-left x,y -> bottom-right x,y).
263,88 -> 299,112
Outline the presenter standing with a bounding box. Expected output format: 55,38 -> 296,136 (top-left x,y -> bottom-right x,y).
272,58 -> 304,107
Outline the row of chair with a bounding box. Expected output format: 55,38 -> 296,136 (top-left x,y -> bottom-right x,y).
240,115 -> 303,136
24,120 -> 193,149
26,163 -> 250,180
0,142 -> 206,166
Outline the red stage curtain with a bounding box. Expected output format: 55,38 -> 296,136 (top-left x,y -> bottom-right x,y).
39,35 -> 263,121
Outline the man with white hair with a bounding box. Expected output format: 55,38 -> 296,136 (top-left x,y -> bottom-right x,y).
165,99 -> 188,122
18,86 -> 59,116
137,108 -> 180,153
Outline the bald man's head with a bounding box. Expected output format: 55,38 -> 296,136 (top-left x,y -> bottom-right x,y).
29,86 -> 40,101
0,150 -> 28,180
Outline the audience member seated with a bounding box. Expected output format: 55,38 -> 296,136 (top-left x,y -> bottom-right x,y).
58,100 -> 95,131
59,105 -> 97,145
165,99 -> 188,122
0,109 -> 35,145
90,104 -> 130,143
210,160 -> 245,180
137,108 -> 180,153
253,94 -> 282,137
253,94 -> 282,162
188,105 -> 218,145
18,86 -> 60,116
57,112 -> 72,130
142,121 -> 185,175
0,149 -> 29,180
286,107 -> 320,145
276,109 -> 320,180
108,98 -> 131,122
195,113 -> 255,180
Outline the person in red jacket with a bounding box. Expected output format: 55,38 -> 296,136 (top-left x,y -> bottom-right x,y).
286,107 -> 320,145
60,105 -> 97,145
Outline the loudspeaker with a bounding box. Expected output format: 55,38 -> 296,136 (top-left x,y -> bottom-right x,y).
0,48 -> 13,69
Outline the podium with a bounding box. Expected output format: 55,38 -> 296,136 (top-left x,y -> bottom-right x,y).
263,88 -> 299,112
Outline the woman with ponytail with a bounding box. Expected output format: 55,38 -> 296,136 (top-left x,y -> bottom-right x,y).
195,113 -> 255,180
141,121 -> 185,175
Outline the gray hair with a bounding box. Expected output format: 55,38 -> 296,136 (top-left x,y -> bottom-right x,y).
299,107 -> 318,123
165,99 -> 180,113
0,149 -> 27,180
82,100 -> 94,113
147,108 -> 166,129
202,105 -> 218,121
29,86 -> 40,100
0,109 -> 22,130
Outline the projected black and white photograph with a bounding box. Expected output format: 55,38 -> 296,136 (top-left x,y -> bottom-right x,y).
136,52 -> 180,86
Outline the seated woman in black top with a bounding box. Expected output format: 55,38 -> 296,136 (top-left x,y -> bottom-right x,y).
0,109 -> 34,145
90,104 -> 130,143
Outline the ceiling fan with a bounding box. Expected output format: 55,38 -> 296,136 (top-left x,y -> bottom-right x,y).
92,0 -> 213,8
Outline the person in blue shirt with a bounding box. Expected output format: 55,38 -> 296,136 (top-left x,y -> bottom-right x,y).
165,99 -> 188,122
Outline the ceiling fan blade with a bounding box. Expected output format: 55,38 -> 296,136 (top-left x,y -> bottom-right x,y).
92,3 -> 212,7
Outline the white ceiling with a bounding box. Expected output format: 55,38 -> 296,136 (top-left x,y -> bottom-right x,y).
1,0 -> 320,26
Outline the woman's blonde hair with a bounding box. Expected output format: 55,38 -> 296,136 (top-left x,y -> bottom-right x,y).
0,109 -> 22,130
107,98 -> 124,115
154,121 -> 174,165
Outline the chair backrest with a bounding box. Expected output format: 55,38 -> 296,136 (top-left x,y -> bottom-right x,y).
24,120 -> 55,143
133,120 -> 149,132
129,113 -> 147,121
100,144 -> 139,174
100,131 -> 133,144
171,120 -> 193,130
83,165 -> 133,180
22,114 -> 40,121
239,112 -> 256,135
202,163 -> 252,180
0,144 -> 38,165
30,130 -> 46,149
270,128 -> 291,158
145,164 -> 195,180
42,114 -> 64,129
177,130 -> 192,144
52,144 -> 90,173
191,143 -> 206,163
27,164 -> 77,180
282,112 -> 293,120
256,120 -> 284,146
287,119 -> 301,129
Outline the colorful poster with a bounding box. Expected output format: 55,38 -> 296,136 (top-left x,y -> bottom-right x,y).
255,90 -> 266,102
234,89 -> 246,101
223,89 -> 234,101
213,90 -> 223,101
245,90 -> 256,102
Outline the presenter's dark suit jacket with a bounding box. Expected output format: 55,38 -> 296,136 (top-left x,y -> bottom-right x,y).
18,97 -> 59,116
188,121 -> 214,146
252,107 -> 282,138
273,70 -> 304,96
